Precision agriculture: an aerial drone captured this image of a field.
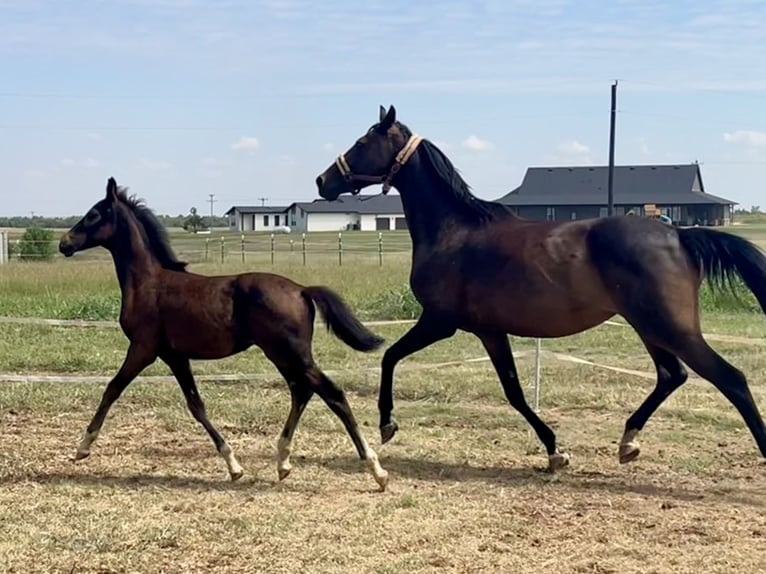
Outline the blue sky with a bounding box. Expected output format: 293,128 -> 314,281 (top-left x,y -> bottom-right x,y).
1,0 -> 765,216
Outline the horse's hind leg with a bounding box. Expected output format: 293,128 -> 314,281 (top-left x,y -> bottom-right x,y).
162,353 -> 244,481
302,365 -> 389,491
274,375 -> 313,481
619,341 -> 688,464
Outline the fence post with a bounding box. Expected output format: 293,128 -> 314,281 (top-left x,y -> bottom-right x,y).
270,233 -> 275,265
220,236 -> 225,263
240,234 -> 245,263
205,238 -> 209,262
16,240 -> 20,261
338,232 -> 343,266
0,231 -> 7,265
302,233 -> 306,266
533,338 -> 542,412
289,239 -> 294,254
378,232 -> 383,266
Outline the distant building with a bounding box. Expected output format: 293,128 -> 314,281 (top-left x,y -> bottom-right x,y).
225,194 -> 406,233
497,163 -> 737,226
225,205 -> 289,232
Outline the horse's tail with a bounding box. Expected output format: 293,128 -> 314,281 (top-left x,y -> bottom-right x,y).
678,226 -> 766,313
302,286 -> 385,352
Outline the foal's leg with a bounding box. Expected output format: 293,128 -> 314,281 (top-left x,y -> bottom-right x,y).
275,379 -> 313,481
162,353 -> 244,481
75,343 -> 155,460
478,333 -> 569,472
379,312 -> 457,443
619,341 -> 688,464
302,365 -> 389,491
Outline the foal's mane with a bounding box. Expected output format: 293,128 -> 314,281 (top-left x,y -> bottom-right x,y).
396,122 -> 513,224
114,187 -> 188,272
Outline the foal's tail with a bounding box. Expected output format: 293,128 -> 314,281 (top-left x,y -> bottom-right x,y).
678,227 -> 766,313
302,286 -> 385,352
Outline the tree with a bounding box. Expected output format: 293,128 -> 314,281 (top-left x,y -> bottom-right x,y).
183,206 -> 208,233
18,227 -> 55,261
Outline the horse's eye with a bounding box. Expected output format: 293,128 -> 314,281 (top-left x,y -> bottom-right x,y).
85,211 -> 101,225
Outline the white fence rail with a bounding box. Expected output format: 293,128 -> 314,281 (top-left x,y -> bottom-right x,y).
0,231 -> 7,265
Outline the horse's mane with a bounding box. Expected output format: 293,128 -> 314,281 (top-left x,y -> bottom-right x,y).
114,187 -> 188,272
397,122 -> 513,224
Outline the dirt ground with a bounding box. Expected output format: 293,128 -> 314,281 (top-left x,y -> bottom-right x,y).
2,358 -> 765,574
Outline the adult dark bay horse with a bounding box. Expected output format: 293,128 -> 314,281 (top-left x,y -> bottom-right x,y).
316,105 -> 766,473
58,178 -> 389,490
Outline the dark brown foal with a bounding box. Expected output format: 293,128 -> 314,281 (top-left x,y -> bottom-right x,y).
59,177 -> 389,490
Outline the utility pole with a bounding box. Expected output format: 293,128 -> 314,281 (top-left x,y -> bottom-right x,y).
607,80 -> 618,216
207,194 -> 216,219
257,197 -> 268,207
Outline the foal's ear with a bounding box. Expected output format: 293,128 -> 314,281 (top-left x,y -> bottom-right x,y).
377,105 -> 396,132
379,105 -> 387,122
106,177 -> 118,201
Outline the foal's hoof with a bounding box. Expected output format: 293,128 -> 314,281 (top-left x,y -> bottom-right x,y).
277,467 -> 291,481
547,451 -> 570,473
618,442 -> 641,464
72,450 -> 90,462
380,421 -> 399,444
374,470 -> 390,492
230,470 -> 244,482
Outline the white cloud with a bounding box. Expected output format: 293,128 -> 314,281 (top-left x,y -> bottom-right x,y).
139,158 -> 171,171
557,140 -> 591,156
462,135 -> 494,151
723,130 -> 766,147
83,157 -> 100,168
231,136 -> 260,152
60,158 -> 75,167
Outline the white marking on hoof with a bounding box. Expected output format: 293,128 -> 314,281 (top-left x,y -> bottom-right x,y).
276,435 -> 292,481
220,443 -> 244,481
548,450 -> 570,473
362,438 -> 389,491
619,429 -> 641,464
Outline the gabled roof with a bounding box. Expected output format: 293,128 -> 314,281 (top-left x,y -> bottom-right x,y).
225,205 -> 288,215
288,194 -> 403,214
497,164 -> 736,206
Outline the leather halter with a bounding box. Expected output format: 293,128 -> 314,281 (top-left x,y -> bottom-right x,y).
335,134 -> 422,194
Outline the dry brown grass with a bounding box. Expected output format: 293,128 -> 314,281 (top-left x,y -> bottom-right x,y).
2,318 -> 766,573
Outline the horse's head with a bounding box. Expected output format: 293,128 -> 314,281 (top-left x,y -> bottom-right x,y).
315,105 -> 421,200
59,177 -> 121,257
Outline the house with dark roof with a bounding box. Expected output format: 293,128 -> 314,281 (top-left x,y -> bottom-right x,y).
286,194 -> 406,232
225,205 -> 290,232
225,194 -> 406,233
497,163 -> 736,226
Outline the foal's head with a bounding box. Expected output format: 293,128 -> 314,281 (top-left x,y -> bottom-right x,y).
316,105 -> 418,200
59,177 -> 124,257
59,177 -> 187,271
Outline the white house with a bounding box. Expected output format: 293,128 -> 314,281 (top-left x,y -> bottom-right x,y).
225,195 -> 406,233
225,205 -> 289,232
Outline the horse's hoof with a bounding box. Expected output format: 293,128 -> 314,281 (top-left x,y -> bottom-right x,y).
230,470 -> 244,482
73,450 -> 90,462
619,443 -> 640,464
548,451 -> 570,473
277,467 -> 291,481
375,470 -> 390,492
380,421 -> 399,444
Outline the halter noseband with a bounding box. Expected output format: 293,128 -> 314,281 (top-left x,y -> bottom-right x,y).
335,133 -> 423,194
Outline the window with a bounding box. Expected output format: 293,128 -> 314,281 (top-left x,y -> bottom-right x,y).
274,215 -> 280,226
546,207 -> 555,221
263,215 -> 269,226
570,211 -> 577,220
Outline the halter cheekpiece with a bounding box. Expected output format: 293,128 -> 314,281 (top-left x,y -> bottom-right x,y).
335,134 -> 422,194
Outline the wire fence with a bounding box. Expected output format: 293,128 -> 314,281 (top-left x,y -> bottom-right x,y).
0,231 -> 415,266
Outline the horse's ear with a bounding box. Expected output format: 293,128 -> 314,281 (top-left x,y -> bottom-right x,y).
379,105 -> 387,122
378,105 -> 396,132
106,177 -> 118,201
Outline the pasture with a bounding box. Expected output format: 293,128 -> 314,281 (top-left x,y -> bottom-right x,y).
2,226 -> 766,573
